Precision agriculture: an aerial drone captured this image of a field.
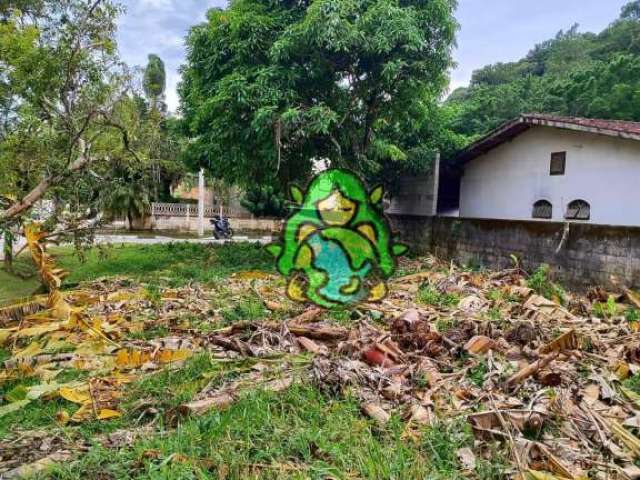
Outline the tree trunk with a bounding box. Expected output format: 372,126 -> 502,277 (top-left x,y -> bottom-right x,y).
2,229 -> 13,273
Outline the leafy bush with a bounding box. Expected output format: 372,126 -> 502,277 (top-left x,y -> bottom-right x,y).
626,308 -> 640,323
241,186 -> 288,218
527,264 -> 565,304
417,285 -> 460,308
593,295 -> 619,319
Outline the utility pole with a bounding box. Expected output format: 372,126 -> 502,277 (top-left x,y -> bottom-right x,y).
198,168 -> 205,237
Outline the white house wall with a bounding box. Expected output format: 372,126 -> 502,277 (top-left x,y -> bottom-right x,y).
459,126 -> 640,226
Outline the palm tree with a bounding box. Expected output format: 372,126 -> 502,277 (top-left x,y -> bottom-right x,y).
106,179 -> 151,231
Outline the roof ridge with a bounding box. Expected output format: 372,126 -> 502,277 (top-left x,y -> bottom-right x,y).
455,114 -> 640,165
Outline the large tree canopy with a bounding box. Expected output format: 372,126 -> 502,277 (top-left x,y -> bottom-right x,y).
180,0 -> 457,189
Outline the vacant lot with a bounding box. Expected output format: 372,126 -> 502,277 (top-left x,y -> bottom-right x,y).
1,243 -> 640,479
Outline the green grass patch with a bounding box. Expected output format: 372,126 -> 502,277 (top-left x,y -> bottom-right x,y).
417,285 -> 460,308
221,295 -> 268,325
0,268 -> 41,304
0,370 -> 86,439
56,242 -> 273,287
47,384 -> 506,480
1,242 -> 273,303
467,361 -> 488,387
624,374 -> 640,396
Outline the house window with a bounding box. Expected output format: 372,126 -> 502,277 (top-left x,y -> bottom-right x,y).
565,200 -> 590,220
550,152 -> 566,175
532,200 -> 553,219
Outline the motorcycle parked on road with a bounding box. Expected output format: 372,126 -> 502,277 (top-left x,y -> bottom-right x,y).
210,215 -> 233,239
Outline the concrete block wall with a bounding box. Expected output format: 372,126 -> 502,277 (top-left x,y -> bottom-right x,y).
152,216 -> 281,233
390,215 -> 640,289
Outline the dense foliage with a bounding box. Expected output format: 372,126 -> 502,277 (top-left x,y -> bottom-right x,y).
446,1 -> 640,142
143,54 -> 167,112
0,0 -> 185,263
179,0 -> 458,190
240,185 -> 288,218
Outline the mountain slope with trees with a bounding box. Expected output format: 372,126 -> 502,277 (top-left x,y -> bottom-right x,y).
446,0 -> 640,143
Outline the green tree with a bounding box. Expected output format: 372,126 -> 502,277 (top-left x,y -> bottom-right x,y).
0,0 -> 139,226
621,1 -> 640,20
241,185 -> 287,218
180,0 -> 457,189
143,53 -> 166,112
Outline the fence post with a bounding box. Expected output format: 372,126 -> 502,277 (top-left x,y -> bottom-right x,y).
198,168 -> 205,236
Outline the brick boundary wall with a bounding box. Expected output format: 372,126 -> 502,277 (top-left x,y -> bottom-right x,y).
389,215 -> 640,290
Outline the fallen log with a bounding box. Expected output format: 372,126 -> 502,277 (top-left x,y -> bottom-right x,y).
361,402 -> 390,426
287,324 -> 349,341
177,377 -> 294,418
288,307 -> 324,325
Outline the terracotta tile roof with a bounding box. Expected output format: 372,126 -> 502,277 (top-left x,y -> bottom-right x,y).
455,114 -> 640,165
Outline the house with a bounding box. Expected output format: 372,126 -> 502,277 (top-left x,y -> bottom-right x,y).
453,114 -> 640,226
386,157 -> 440,217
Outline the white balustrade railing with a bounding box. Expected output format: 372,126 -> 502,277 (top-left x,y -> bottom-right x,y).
151,202 -> 252,219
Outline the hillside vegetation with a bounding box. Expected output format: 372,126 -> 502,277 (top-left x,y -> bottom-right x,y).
445,1 -> 640,145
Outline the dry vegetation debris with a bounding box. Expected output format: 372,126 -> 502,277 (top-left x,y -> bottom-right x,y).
2,244 -> 640,479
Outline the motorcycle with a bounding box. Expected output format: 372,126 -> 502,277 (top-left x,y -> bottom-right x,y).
210,215 -> 233,239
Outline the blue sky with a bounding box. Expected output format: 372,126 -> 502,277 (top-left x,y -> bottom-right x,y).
117,0 -> 631,112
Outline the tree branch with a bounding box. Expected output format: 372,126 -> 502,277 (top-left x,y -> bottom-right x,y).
0,139 -> 91,224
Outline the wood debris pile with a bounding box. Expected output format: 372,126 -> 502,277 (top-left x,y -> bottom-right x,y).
3,255 -> 640,478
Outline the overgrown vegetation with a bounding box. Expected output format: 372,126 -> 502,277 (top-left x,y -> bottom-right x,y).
2,243 -> 640,479
417,284 -> 461,308
527,264 -> 566,304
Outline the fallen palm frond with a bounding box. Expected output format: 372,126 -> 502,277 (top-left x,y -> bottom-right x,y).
24,223 -> 68,294
0,295 -> 47,326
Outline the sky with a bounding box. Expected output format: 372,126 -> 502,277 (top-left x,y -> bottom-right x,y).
117,0 -> 631,113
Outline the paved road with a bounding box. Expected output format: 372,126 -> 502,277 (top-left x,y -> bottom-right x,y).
0,233 -> 274,260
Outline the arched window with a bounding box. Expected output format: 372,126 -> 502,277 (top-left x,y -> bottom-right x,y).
532,200 -> 552,219
565,200 -> 590,220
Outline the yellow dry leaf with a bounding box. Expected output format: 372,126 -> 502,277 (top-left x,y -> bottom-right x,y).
27,382 -> 62,400
161,291 -> 180,300
15,322 -> 64,338
59,385 -> 90,404
34,367 -> 62,382
107,290 -> 142,302
608,418 -> 640,458
158,349 -> 191,364
525,471 -> 571,480
56,409 -> 70,425
233,270 -> 272,280
97,408 -> 122,420
616,361 -> 631,380
70,401 -> 94,423
74,340 -> 113,356
539,329 -> 580,354
50,295 -> 72,320
0,328 -> 17,345
13,340 -> 43,359
115,349 -> 137,368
